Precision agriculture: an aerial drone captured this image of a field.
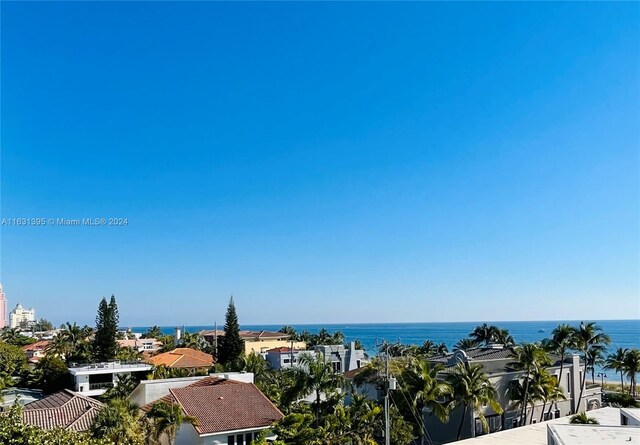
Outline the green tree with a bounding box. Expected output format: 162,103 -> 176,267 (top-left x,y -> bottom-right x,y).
147,401 -> 199,445
570,412 -> 599,424
509,343 -> 550,425
622,348 -> 640,396
31,355 -> 70,393
454,338 -> 480,351
288,354 -> 345,425
447,362 -> 503,440
469,324 -> 499,346
0,403 -> 111,445
93,296 -> 120,362
34,318 -> 54,331
142,326 -> 162,339
91,398 -> 144,445
0,341 -> 27,375
0,327 -> 36,347
573,322 -> 611,410
399,358 -> 451,444
103,373 -> 139,401
217,297 -> 244,365
605,348 -> 629,392
544,324 -> 576,414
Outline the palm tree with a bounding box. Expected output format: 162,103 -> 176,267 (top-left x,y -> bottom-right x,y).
454,338 -> 480,351
0,328 -> 21,345
605,348 -> 629,392
570,412 -> 599,424
622,348 -> 640,396
147,401 -> 198,445
509,343 -> 550,425
528,367 -> 566,423
573,322 -> 611,411
142,326 -> 162,339
244,351 -> 267,378
401,358 -> 452,444
289,353 -> 344,425
544,324 -> 577,410
103,373 -> 139,401
91,398 -> 145,445
494,329 -> 515,348
347,395 -> 382,444
447,362 -> 503,440
586,347 -> 606,385
469,324 -> 499,346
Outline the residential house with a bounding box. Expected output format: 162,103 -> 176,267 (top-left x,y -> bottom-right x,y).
199,330 -> 307,356
265,347 -> 312,370
21,340 -> 50,364
129,372 -> 255,407
424,346 -> 602,444
142,376 -> 284,445
68,360 -> 153,397
313,342 -> 368,373
118,338 -> 163,354
20,389 -> 103,432
146,348 -> 214,373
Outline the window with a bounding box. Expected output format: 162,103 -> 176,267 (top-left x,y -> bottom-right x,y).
567,371 -> 571,394
227,436 -> 235,445
332,361 -> 342,372
246,433 -> 253,444
488,415 -> 502,432
356,360 -> 361,368
474,418 -> 484,436
237,434 -> 244,445
283,358 -> 290,364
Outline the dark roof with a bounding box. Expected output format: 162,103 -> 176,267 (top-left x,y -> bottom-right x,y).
430,347 -> 565,374
143,376 -> 283,435
22,390 -> 103,432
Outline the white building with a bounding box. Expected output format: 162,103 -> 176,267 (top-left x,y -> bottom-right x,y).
68,361 -> 153,397
0,284 -> 7,329
9,303 -> 35,328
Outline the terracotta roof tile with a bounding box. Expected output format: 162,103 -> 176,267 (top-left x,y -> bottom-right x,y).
143,377 -> 283,435
146,348 -> 214,369
22,390 -> 103,432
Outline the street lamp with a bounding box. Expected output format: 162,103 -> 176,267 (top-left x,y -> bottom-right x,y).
597,372 -> 607,388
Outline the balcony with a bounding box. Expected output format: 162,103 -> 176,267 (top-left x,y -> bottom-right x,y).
89,382 -> 114,391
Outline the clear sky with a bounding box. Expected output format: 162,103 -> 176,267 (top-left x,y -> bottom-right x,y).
1,2 -> 638,327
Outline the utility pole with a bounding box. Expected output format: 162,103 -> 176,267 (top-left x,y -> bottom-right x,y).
214,321 -> 218,357
376,339 -> 395,445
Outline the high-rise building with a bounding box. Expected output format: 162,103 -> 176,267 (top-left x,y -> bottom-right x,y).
0,284 -> 6,328
9,303 -> 36,329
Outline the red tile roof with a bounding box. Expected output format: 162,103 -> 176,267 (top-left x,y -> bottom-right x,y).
21,340 -> 50,352
22,390 -> 103,432
143,376 -> 283,435
146,348 -> 214,369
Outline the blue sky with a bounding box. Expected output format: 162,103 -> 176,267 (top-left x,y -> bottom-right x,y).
1,2 -> 638,326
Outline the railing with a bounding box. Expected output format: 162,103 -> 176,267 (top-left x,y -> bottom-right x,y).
89,382 -> 113,391
69,360 -> 150,371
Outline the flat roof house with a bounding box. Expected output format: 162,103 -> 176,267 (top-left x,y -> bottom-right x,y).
143,376 -> 284,445
313,342 -> 367,373
265,347 -> 312,370
68,360 -> 153,397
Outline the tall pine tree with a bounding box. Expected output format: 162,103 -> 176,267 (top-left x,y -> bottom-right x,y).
217,296 -> 244,365
93,295 -> 119,362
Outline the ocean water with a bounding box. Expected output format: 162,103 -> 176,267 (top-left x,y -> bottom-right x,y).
131,319 -> 640,357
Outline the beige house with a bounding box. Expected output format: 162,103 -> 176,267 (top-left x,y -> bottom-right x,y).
199,330 -> 306,355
